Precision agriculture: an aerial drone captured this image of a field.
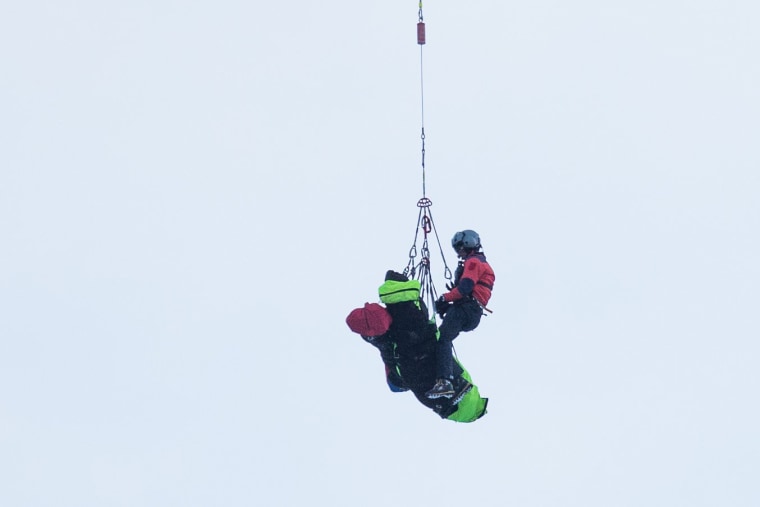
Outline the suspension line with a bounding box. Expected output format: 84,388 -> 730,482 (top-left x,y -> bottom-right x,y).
418,2 -> 426,198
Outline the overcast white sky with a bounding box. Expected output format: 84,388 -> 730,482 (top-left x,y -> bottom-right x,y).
2,2 -> 759,506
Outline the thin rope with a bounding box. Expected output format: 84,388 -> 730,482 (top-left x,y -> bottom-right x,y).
418,2 -> 426,198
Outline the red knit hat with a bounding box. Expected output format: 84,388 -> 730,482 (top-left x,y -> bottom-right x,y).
346,303 -> 392,336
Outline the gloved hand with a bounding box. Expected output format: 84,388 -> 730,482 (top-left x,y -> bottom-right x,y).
388,381 -> 409,392
386,366 -> 408,392
387,376 -> 409,393
435,296 -> 450,318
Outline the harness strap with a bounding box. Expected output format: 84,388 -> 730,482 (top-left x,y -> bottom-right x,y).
459,295 -> 493,315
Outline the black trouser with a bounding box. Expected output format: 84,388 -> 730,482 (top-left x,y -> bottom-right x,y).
435,299 -> 483,380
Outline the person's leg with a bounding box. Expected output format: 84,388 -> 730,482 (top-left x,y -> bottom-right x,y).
435,306 -> 467,380
434,338 -> 454,382
426,300 -> 484,399
426,306 -> 467,398
460,299 -> 483,332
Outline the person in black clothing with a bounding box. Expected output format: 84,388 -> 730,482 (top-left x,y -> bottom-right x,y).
346,270 -> 488,422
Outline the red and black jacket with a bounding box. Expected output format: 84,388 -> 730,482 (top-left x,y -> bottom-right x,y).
441,252 -> 495,307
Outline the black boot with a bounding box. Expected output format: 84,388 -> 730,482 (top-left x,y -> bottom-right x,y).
425,378 -> 455,399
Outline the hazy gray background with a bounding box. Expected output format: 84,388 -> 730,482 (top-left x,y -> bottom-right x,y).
2,2 -> 758,506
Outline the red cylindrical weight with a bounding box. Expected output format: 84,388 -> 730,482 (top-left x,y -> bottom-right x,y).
417,22 -> 426,45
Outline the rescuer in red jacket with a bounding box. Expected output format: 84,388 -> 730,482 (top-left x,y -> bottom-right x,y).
426,230 -> 495,399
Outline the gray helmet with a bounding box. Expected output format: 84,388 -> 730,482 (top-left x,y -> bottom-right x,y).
451,230 -> 481,251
